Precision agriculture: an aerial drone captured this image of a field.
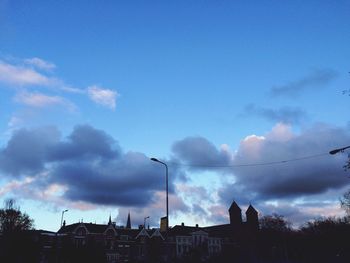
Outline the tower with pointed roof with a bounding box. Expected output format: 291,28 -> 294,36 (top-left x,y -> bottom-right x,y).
246,204 -> 259,231
229,201 -> 242,226
126,212 -> 131,229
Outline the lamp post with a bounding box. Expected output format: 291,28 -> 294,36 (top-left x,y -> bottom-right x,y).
150,158 -> 169,230
329,146 -> 350,155
60,209 -> 68,228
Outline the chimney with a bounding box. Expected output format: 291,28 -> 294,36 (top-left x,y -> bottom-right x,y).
195,224 -> 199,228
181,222 -> 184,226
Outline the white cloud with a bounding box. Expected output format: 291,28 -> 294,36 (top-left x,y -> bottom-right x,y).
87,85 -> 118,110
0,57 -> 120,111
7,116 -> 23,129
0,176 -> 35,197
0,60 -> 52,86
0,59 -> 77,93
24,57 -> 56,71
265,122 -> 294,142
14,91 -> 76,111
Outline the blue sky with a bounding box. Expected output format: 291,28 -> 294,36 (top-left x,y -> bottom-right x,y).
0,0 -> 350,231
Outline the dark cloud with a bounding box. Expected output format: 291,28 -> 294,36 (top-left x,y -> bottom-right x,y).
0,125 -> 180,208
271,69 -> 338,97
171,136 -> 232,170
48,125 -> 120,161
219,123 -> 350,204
52,152 -> 171,206
244,104 -> 306,124
0,126 -> 60,176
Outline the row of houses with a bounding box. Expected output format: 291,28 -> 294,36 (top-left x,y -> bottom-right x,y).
37,201 -> 259,262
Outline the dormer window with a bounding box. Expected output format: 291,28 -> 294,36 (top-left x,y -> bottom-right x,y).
76,227 -> 86,236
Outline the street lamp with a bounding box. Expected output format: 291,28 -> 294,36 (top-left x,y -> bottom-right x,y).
150,157 -> 169,230
60,209 -> 68,228
329,146 -> 350,155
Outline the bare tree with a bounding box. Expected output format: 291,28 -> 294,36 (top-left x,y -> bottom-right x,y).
259,213 -> 291,231
0,199 -> 34,234
340,190 -> 350,216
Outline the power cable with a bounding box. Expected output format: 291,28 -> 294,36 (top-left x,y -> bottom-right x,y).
168,153 -> 330,168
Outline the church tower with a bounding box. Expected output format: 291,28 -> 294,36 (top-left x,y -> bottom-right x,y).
229,201 -> 242,226
246,204 -> 259,231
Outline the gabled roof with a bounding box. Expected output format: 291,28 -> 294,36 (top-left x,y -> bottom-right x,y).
135,228 -> 150,239
104,224 -> 118,235
150,228 -> 164,240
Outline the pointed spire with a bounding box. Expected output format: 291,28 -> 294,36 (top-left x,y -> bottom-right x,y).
108,214 -> 112,225
126,211 -> 131,229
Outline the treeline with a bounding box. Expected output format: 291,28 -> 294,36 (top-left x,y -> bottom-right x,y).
256,214 -> 350,263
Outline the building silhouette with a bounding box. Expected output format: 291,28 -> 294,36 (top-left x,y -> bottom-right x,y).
33,201 -> 259,262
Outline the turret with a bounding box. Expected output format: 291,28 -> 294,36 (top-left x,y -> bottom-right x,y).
229,201 -> 242,226
246,204 -> 259,231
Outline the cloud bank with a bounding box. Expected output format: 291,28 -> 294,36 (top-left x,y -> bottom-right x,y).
0,125 -> 179,208
1,122 -> 349,227
171,123 -> 350,225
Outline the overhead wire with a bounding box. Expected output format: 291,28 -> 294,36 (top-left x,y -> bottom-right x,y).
167,152 -> 331,168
